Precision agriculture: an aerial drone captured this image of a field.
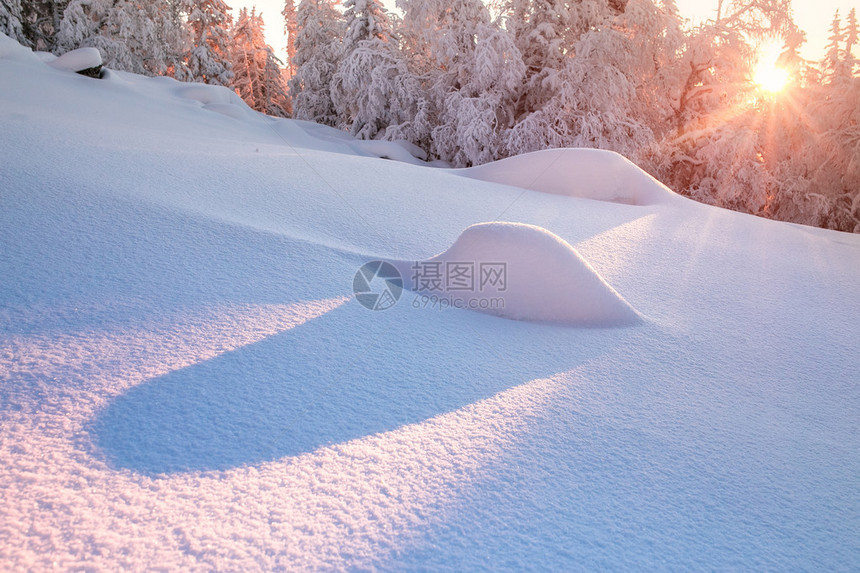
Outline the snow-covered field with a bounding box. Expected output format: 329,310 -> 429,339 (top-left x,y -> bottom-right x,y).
2,35 -> 859,570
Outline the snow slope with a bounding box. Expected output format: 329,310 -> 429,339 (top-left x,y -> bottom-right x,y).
2,34 -> 859,571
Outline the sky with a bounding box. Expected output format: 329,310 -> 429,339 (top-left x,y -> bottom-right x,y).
235,0 -> 857,66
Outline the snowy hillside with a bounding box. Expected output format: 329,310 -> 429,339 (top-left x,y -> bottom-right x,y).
2,36 -> 859,570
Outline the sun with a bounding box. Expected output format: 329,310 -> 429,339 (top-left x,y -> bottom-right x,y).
754,41 -> 790,94
755,65 -> 789,93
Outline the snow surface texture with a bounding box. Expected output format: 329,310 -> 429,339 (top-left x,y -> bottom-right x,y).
457,148 -> 677,205
47,47 -> 102,72
2,34 -> 860,571
394,222 -> 641,326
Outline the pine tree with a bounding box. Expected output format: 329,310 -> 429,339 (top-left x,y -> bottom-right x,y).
505,0 -> 682,164
19,0 -> 68,51
330,39 -> 425,140
54,0 -> 93,53
0,0 -> 27,46
186,0 -> 233,85
823,8 -> 859,80
649,0 -> 802,213
342,0 -> 391,50
434,22 -> 525,166
823,11 -> 847,80
846,8 -> 859,78
55,0 -> 190,77
231,8 -> 261,109
397,0 -> 491,78
0,0 -> 31,46
398,0 -> 520,165
499,0 -> 572,119
289,0 -> 344,125
331,0 -> 403,136
231,7 -> 289,116
281,0 -> 297,75
261,45 -> 290,116
788,10 -> 860,231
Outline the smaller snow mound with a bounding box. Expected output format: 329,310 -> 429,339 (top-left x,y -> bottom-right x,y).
202,102 -> 249,120
174,83 -> 252,118
175,84 -> 238,105
47,47 -> 101,72
397,222 -> 641,327
456,148 -> 675,206
350,139 -> 426,165
393,139 -> 428,161
290,119 -> 356,143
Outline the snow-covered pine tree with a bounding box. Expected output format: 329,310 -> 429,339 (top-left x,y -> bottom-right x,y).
330,38 -> 427,140
54,0 -> 110,54
18,0 -> 68,51
397,0 -> 527,165
261,44 -> 290,117
619,0 -> 686,141
231,8 -> 262,110
775,24 -> 806,85
650,0 -> 802,215
507,31 -> 649,159
60,0 -> 153,65
341,0 -> 391,51
433,22 -> 525,166
231,7 -> 289,116
397,0 -> 491,78
498,0 -> 572,119
847,8 -> 858,71
821,9 -> 858,82
823,11 -> 847,80
506,0 -> 680,163
289,0 -> 344,125
786,10 -> 860,231
282,0 -> 297,75
55,0 -> 190,77
766,67 -> 860,232
159,0 -> 193,79
186,0 -> 233,86
0,0 -> 27,46
331,0 -> 411,137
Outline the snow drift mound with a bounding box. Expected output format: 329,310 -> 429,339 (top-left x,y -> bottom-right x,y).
456,148 -> 675,206
350,139 -> 427,165
174,84 -> 254,120
47,47 -> 101,73
397,222 -> 641,326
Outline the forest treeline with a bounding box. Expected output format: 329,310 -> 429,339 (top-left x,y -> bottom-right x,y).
2,0 -> 858,232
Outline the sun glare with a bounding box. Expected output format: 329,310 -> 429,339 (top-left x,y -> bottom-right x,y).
754,41 -> 790,93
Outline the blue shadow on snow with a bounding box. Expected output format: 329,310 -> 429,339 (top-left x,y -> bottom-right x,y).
90,299 -> 617,475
